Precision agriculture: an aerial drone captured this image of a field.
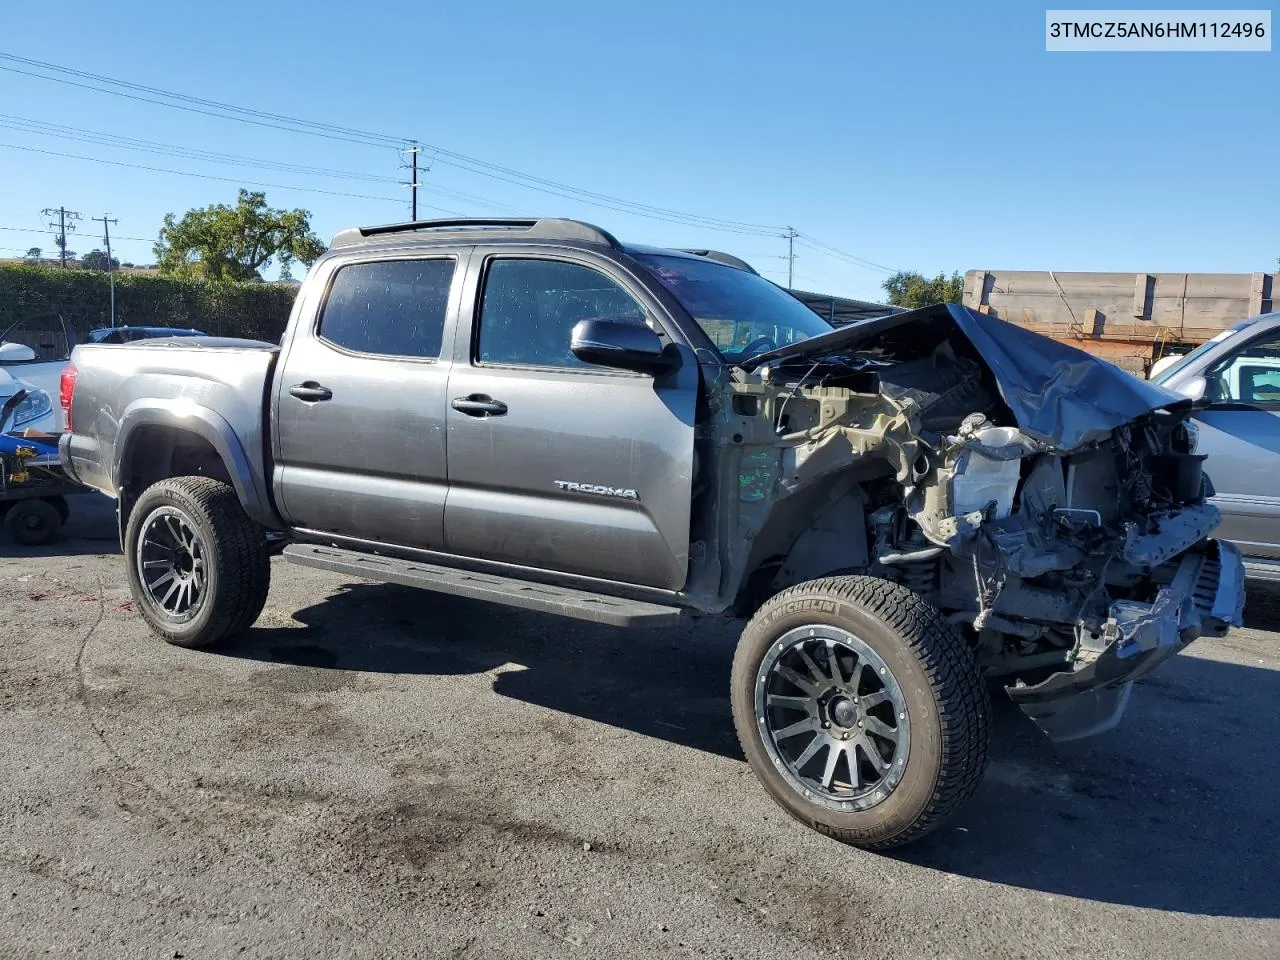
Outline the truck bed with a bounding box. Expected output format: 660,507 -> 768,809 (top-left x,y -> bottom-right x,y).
60,338 -> 280,527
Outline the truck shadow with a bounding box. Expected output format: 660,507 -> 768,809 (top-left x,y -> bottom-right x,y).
227,580 -> 1280,919
237,581 -> 745,758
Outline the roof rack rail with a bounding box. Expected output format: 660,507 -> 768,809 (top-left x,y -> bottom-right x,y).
330,218 -> 621,249
677,249 -> 759,275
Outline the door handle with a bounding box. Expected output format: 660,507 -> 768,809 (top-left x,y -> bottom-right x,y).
451,394 -> 508,417
290,382 -> 333,402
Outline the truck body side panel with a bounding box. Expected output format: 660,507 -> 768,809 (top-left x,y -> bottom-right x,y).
62,340 -> 280,528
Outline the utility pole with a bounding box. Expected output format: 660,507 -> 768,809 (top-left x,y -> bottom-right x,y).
94,213 -> 119,327
401,142 -> 421,220
42,206 -> 81,267
783,226 -> 798,289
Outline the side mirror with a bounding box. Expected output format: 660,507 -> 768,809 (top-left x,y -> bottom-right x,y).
1171,375 -> 1207,401
570,319 -> 679,376
0,342 -> 37,364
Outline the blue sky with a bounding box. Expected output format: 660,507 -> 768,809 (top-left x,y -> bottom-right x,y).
0,2 -> 1275,299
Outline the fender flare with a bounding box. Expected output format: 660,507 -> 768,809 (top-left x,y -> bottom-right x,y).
113,401 -> 275,528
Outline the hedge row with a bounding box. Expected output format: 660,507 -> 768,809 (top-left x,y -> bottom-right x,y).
0,263 -> 297,342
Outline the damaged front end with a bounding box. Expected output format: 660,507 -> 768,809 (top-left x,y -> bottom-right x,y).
701,303 -> 1246,743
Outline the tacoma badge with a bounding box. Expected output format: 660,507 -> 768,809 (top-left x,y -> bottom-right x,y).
554,480 -> 640,500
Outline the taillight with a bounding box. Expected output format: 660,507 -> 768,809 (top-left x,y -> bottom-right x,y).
59,362 -> 77,432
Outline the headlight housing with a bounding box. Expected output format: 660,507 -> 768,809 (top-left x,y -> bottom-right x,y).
10,389 -> 53,427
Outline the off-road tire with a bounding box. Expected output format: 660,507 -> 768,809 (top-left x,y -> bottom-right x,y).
4,498 -> 62,546
125,476 -> 270,649
731,575 -> 989,850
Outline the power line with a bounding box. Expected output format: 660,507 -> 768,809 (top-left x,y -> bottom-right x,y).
793,233 -> 898,274
416,149 -> 784,235
0,52 -> 784,236
2,52 -> 902,268
0,114 -> 529,214
0,224 -> 157,242
0,54 -> 404,147
0,113 -> 404,183
0,142 -> 461,209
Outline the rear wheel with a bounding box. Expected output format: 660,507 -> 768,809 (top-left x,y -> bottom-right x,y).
4,498 -> 62,546
731,575 -> 989,850
124,476 -> 270,648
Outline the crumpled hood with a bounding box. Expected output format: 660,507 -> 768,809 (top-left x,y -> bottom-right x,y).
742,303 -> 1191,450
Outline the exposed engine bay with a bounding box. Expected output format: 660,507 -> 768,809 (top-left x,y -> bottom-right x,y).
691,304 -> 1245,741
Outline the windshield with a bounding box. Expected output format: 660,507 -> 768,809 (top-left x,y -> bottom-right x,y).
632,253 -> 832,361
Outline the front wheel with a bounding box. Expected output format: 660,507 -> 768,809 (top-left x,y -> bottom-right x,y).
731,576 -> 989,850
124,476 -> 270,648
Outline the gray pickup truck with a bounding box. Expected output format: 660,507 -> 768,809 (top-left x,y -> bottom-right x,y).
60,217 -> 1245,849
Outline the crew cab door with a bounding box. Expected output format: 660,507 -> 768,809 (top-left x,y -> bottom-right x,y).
1194,326 -> 1280,560
273,251 -> 466,549
443,250 -> 697,589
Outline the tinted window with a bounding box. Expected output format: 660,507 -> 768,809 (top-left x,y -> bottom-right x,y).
632,253 -> 832,361
477,259 -> 646,368
319,259 -> 455,358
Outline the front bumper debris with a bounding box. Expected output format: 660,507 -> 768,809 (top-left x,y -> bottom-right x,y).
1007,539 -> 1246,741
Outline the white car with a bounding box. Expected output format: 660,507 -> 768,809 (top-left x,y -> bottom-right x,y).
0,342 -> 62,434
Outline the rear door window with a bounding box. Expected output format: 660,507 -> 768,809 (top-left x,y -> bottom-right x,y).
318,258 -> 456,359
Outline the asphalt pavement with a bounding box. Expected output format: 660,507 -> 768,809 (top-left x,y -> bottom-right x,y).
1,494 -> 1277,959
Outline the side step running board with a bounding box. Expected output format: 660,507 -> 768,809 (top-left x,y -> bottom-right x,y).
283,544 -> 685,627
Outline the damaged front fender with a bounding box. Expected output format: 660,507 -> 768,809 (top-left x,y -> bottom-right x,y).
698,300 -> 1245,747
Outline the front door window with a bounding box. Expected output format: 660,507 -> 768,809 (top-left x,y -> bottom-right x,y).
476,258 -> 647,369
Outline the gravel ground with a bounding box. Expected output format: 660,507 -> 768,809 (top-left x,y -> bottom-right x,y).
1,495 -> 1278,960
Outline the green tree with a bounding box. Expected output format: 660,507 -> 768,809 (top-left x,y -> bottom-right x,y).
24,247 -> 41,262
882,270 -> 965,309
80,249 -> 120,271
154,189 -> 326,282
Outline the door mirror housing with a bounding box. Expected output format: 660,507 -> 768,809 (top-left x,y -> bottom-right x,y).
570,319 -> 679,375
0,342 -> 37,364
1171,375 -> 1207,401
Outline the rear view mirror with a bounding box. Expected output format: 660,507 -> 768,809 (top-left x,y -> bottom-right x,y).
570,319 -> 679,376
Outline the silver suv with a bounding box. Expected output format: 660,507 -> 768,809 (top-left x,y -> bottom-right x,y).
1154,311 -> 1280,581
